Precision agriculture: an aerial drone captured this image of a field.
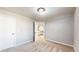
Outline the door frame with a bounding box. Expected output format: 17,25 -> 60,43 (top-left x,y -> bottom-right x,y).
33,21 -> 35,41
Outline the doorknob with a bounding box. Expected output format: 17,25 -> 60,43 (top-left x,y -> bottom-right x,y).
12,33 -> 15,35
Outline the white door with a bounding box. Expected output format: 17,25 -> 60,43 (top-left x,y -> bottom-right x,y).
0,14 -> 16,50
8,16 -> 16,47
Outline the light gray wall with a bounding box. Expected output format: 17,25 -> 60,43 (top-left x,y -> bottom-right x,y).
74,8 -> 79,51
16,15 -> 33,45
0,9 -> 33,50
45,15 -> 74,46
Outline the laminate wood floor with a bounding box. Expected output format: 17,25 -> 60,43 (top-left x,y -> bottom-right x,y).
1,36 -> 74,52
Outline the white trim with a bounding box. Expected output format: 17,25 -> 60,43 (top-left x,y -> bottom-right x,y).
73,46 -> 79,52
74,47 -> 77,52
0,45 -> 12,51
15,40 -> 33,47
0,40 -> 33,51
46,39 -> 73,47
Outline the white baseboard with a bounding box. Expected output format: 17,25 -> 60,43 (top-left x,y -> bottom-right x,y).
74,47 -> 77,52
0,45 -> 12,51
0,40 -> 33,51
15,40 -> 33,47
73,46 -> 79,52
46,39 -> 73,47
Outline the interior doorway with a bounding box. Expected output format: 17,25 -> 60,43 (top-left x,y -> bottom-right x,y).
35,21 -> 45,41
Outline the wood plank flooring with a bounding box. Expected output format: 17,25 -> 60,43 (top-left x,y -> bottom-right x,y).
1,36 -> 74,52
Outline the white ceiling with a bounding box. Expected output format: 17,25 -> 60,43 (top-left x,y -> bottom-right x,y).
1,7 -> 75,21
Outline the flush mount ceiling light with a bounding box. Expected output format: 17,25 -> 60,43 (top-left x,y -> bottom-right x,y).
37,7 -> 46,13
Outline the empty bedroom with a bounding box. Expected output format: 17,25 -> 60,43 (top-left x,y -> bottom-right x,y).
0,7 -> 79,52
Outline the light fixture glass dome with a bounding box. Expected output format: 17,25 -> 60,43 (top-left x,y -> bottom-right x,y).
37,7 -> 45,13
